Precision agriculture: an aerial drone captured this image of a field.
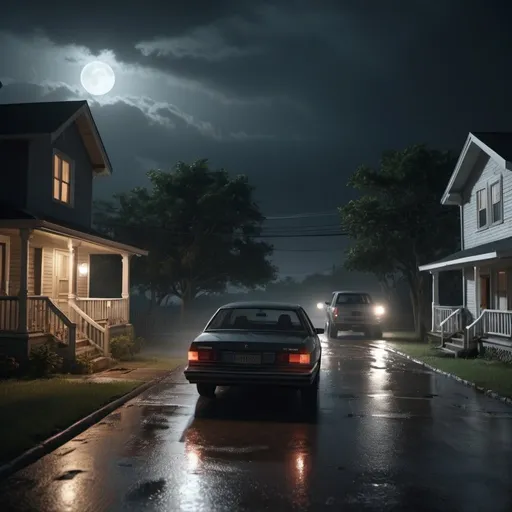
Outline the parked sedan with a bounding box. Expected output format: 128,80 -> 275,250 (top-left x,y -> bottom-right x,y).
184,301 -> 323,407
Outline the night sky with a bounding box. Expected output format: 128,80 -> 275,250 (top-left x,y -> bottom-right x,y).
1,1 -> 512,278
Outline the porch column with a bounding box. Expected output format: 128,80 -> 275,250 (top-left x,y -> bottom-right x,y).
121,253 -> 131,323
431,271 -> 439,331
68,239 -> 77,303
474,265 -> 481,316
17,228 -> 31,333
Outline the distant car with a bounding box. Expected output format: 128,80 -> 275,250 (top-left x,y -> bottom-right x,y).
324,291 -> 385,339
184,301 -> 323,407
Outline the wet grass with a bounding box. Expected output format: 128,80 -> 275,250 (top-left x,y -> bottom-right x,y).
0,378 -> 139,464
389,342 -> 512,398
113,355 -> 185,371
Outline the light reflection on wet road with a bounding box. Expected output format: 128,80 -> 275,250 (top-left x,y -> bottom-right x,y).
1,338 -> 512,511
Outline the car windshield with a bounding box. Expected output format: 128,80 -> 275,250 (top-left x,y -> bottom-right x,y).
336,293 -> 372,305
206,307 -> 306,332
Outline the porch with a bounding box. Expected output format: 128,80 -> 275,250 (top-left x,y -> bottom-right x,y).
420,238 -> 512,355
0,221 -> 146,362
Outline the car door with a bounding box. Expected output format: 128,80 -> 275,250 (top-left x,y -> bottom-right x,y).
328,293 -> 337,322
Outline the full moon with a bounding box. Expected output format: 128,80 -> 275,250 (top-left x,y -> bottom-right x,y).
80,61 -> 115,96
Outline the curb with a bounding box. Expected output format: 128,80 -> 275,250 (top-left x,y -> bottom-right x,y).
373,344 -> 512,407
0,366 -> 184,481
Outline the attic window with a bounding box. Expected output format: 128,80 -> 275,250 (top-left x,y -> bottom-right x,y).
491,180 -> 502,224
53,154 -> 72,205
476,188 -> 487,228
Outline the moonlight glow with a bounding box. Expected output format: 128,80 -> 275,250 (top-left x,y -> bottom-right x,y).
80,61 -> 115,96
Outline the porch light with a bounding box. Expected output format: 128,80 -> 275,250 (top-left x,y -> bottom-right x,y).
78,263 -> 89,277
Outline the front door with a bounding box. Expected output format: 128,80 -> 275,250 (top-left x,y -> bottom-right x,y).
54,250 -> 70,312
480,275 -> 491,311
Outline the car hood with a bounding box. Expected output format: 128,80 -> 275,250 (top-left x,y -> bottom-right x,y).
193,331 -> 311,345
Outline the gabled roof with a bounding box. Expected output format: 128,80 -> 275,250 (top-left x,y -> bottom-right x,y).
441,132 -> 512,206
0,100 -> 112,175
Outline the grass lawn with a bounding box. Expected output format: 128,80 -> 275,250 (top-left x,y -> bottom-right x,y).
389,342 -> 512,399
0,378 -> 140,465
115,355 -> 185,371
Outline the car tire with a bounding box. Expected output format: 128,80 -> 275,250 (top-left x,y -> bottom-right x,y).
301,371 -> 320,410
328,324 -> 338,339
373,327 -> 383,340
197,383 -> 216,398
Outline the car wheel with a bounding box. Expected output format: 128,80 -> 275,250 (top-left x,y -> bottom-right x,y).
329,324 -> 338,339
301,372 -> 320,409
373,327 -> 383,340
197,383 -> 216,398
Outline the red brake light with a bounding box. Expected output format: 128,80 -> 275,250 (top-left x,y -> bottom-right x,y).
333,307 -> 339,317
289,353 -> 310,364
188,350 -> 198,362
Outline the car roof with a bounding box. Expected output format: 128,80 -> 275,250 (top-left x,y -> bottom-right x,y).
333,290 -> 372,295
220,301 -> 302,309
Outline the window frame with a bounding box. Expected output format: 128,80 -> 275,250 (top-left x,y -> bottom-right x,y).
52,150 -> 74,207
476,187 -> 488,230
489,177 -> 503,226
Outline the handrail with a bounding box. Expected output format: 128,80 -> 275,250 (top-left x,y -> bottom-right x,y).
69,303 -> 106,354
467,311 -> 485,331
69,303 -> 105,332
46,297 -> 74,327
440,308 -> 461,328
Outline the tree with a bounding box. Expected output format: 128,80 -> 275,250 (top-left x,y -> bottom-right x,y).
340,145 -> 460,338
94,159 -> 277,313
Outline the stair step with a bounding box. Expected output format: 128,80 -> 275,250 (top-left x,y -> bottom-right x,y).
76,338 -> 89,348
76,345 -> 98,355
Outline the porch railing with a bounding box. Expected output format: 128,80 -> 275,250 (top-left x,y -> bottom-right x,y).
467,309 -> 512,340
432,305 -> 463,332
68,303 -> 108,355
0,296 -> 76,348
75,298 -> 129,325
440,308 -> 462,346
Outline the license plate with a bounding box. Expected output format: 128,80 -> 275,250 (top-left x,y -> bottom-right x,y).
234,353 -> 261,364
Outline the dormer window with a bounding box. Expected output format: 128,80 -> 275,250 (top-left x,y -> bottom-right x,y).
476,188 -> 487,228
53,153 -> 72,205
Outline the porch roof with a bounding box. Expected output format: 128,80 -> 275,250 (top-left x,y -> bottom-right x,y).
419,237 -> 512,272
0,205 -> 148,256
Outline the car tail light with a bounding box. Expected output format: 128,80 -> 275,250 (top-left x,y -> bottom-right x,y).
188,350 -> 199,362
189,348 -> 216,362
333,307 -> 339,318
277,352 -> 311,365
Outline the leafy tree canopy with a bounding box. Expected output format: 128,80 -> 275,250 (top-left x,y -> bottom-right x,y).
339,145 -> 460,335
94,159 -> 277,308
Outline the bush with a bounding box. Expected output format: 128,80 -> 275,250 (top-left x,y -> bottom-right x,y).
0,354 -> 19,379
110,335 -> 134,361
72,352 -> 95,375
110,333 -> 146,361
29,343 -> 63,378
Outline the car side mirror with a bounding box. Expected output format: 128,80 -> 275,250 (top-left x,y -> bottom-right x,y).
315,327 -> 324,335
324,301 -> 330,306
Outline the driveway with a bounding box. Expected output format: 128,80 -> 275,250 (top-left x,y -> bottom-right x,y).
0,337 -> 511,511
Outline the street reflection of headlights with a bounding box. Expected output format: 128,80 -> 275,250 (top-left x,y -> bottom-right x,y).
316,302 -> 324,310
374,305 -> 385,316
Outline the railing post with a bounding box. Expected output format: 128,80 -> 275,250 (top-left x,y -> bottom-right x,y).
104,325 -> 110,356
68,322 -> 76,361
17,229 -> 31,334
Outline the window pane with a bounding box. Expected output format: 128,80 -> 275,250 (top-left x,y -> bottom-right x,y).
61,182 -> 69,203
62,160 -> 70,183
493,201 -> 502,222
477,189 -> 486,209
491,182 -> 501,204
54,155 -> 60,178
478,208 -> 487,228
53,178 -> 60,200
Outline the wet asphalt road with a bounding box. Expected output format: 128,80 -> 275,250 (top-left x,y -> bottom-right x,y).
1,337 -> 512,511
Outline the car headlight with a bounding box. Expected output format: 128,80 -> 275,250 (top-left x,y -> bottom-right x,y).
374,305 -> 385,316
316,302 -> 324,310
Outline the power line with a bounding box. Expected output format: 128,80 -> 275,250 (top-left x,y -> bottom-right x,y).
265,211 -> 339,220
273,248 -> 344,252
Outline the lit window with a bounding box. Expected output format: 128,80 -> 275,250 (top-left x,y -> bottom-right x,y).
53,154 -> 72,205
491,181 -> 502,223
476,188 -> 487,228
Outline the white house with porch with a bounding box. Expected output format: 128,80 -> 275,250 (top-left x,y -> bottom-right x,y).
419,132 -> 512,357
0,100 -> 147,366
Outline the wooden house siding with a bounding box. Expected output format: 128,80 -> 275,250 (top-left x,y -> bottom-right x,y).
42,248 -> 54,296
77,248 -> 89,297
462,152 -> 512,250
465,267 -> 476,319
9,236 -> 21,296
